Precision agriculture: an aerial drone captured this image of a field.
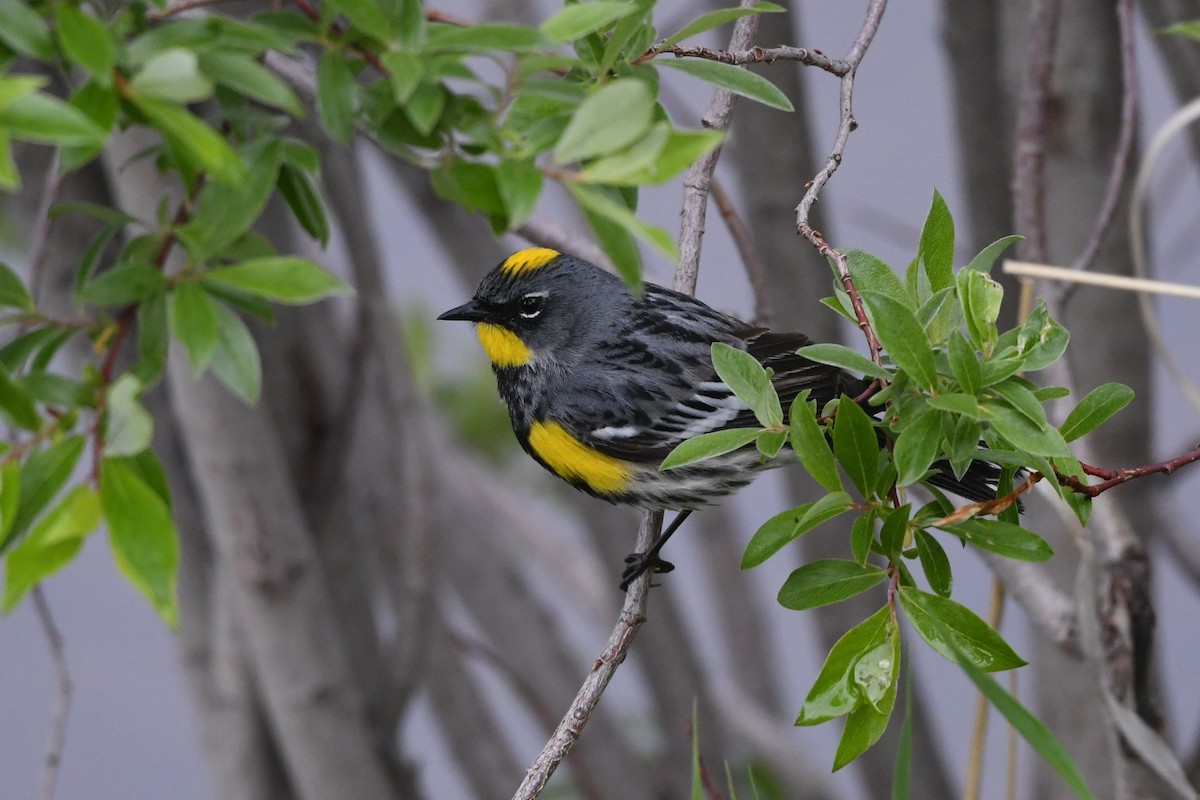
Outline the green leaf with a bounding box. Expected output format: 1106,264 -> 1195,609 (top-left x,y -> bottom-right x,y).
4,436 -> 86,551
326,0 -> 392,37
0,76 -> 46,114
567,182 -> 678,263
756,427 -> 787,458
0,92 -> 108,147
957,267 -> 1003,354
540,1 -> 638,42
199,51 -> 303,115
1162,20 -> 1200,41
878,503 -> 909,560
381,51 -> 422,102
81,263 -> 166,307
612,128 -> 725,185
983,398 -> 1069,457
796,343 -> 891,380
834,396 -> 879,497
0,262 -> 33,310
2,486 -> 100,612
170,281 -> 221,374
579,122 -> 669,184
430,160 -> 506,224
131,48 -> 214,103
893,410 -> 943,487
927,392 -> 985,420
898,586 -> 1026,671
658,58 -> 793,111
778,559 -> 887,611
277,164 -> 330,246
578,187 -> 642,291
847,250 -> 908,304
0,459 -> 19,545
555,79 -> 655,163
834,632 -> 900,769
851,511 -> 876,565
1016,300 -> 1069,371
964,235 -> 1022,274
661,2 -> 785,46
940,519 -> 1054,562
204,257 -> 352,304
210,304 -> 262,405
129,95 -> 245,184
861,291 -> 938,391
788,393 -> 842,492
101,457 -> 179,626
180,139 -> 282,261
496,158 -> 543,230
918,190 -> 954,291
797,606 -> 892,725
0,0 -> 54,58
55,7 -> 116,82
317,51 -> 357,144
953,648 -> 1097,799
742,492 -> 854,568
405,81 -> 446,136
425,23 -> 548,51
948,330 -> 982,396
1059,382 -> 1134,442
104,374 -> 154,457
0,130 -> 17,190
660,427 -> 760,471
0,362 -> 39,431
712,342 -> 781,427
915,529 -> 952,596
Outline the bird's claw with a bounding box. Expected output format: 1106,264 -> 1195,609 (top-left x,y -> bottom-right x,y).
619,551 -> 675,591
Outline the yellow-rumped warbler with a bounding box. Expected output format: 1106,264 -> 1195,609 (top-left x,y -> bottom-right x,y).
440,248 -> 1000,588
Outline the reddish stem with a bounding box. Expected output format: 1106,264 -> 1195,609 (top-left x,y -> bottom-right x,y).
1062,446 -> 1200,498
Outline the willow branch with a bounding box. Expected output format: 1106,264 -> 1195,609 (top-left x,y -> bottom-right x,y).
711,179 -> 772,325
1012,0 -> 1061,265
1060,445 -> 1200,497
33,587 -> 72,800
642,43 -> 847,75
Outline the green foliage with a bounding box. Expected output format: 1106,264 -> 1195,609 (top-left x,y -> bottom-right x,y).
672,195 -> 1126,779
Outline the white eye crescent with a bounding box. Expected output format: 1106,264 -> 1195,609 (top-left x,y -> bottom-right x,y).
518,292 -> 547,319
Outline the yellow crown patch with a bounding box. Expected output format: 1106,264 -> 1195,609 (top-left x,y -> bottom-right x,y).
500,247 -> 560,276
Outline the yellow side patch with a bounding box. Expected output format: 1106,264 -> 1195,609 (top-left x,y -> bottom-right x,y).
528,421 -> 632,495
477,323 -> 532,367
500,247 -> 560,276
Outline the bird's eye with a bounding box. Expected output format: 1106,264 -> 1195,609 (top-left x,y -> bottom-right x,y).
518,293 -> 545,319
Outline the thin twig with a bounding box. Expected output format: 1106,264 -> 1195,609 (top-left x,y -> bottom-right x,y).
794,0 -> 888,365
27,151 -> 63,304
1060,445 -> 1200,497
711,178 -> 772,326
511,512 -> 661,800
1012,0 -> 1061,265
675,0 -> 762,294
932,472 -> 1042,526
32,587 -> 72,800
640,43 -> 847,75
1060,0 -> 1138,302
290,0 -> 389,75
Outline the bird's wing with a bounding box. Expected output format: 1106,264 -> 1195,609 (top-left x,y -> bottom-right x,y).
559,295 -> 858,462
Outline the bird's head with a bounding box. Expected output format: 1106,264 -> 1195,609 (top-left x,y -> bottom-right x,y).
438,248 -> 627,368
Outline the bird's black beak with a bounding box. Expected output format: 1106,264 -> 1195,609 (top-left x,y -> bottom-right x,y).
438,299 -> 489,322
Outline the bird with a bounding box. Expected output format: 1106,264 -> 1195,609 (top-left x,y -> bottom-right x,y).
439,247 -> 1002,590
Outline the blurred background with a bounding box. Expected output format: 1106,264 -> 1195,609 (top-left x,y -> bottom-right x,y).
3,1 -> 1200,798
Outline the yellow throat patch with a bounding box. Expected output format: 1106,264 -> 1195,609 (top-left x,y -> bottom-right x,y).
476,323 -> 532,367
528,421 -> 632,495
500,247 -> 560,276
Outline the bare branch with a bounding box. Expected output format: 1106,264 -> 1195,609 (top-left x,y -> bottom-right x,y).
32,587 -> 72,800
711,179 -> 773,325
1012,0 -> 1062,264
676,0 -> 763,294
511,511 -> 661,800
1061,0 -> 1137,289
977,551 -> 1080,656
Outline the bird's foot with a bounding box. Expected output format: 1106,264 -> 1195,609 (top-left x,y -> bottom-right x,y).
620,551 -> 675,591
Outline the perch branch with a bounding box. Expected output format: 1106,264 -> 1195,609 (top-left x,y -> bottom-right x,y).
641,43 -> 847,75
33,587 -> 72,800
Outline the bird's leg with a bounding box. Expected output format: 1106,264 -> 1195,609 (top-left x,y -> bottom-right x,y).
619,509 -> 694,591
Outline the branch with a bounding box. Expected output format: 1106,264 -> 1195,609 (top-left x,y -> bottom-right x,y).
510,512 -> 660,800
32,587 -> 72,800
794,0 -> 888,365
1012,0 -> 1061,264
977,551 -> 1079,656
1060,445 -> 1200,497
711,179 -> 772,326
146,0 -> 246,21
675,0 -> 762,294
1060,0 -> 1137,290
641,43 -> 848,75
